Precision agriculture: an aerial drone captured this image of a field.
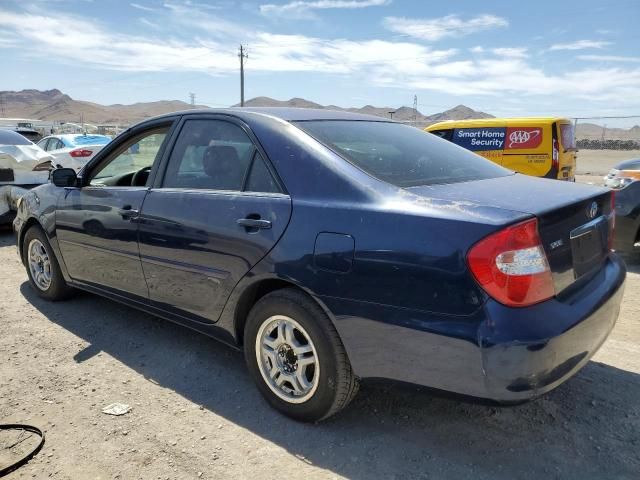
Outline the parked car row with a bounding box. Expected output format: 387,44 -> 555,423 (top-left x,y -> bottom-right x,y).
0,130 -> 111,223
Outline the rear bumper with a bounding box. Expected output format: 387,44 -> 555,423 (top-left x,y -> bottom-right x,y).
325,254 -> 626,402
480,254 -> 625,401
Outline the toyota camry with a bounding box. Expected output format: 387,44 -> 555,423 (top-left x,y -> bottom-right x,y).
14,108 -> 625,422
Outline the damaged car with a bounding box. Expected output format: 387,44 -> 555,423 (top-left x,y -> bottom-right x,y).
0,129 -> 53,224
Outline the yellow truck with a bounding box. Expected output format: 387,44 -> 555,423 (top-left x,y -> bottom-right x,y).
425,117 -> 576,181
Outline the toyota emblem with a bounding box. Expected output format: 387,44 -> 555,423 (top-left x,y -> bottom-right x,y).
587,201 -> 598,219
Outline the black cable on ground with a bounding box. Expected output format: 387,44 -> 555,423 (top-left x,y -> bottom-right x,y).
0,424 -> 45,477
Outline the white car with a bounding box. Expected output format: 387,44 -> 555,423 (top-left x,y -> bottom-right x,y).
36,134 -> 112,171
0,129 -> 54,223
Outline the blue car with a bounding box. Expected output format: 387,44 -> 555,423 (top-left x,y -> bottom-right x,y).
14,108 -> 625,422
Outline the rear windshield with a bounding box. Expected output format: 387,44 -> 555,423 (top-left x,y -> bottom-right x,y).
0,129 -> 31,146
295,120 -> 510,187
66,135 -> 111,147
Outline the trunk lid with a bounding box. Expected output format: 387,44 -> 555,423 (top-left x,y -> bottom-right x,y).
407,174 -> 613,294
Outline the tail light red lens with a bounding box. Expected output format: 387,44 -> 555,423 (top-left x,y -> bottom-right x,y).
552,138 -> 559,172
467,218 -> 555,307
70,149 -> 93,158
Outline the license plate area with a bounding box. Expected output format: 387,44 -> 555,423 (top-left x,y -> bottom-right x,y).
570,217 -> 607,278
0,168 -> 15,182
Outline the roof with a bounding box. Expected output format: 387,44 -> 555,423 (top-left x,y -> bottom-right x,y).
426,117 -> 573,130
615,158 -> 640,170
0,128 -> 32,145
146,107 -> 391,124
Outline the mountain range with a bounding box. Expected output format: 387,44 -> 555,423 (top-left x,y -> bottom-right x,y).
0,90 -> 636,140
0,89 -> 491,127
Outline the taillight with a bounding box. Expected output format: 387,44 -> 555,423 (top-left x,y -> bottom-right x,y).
467,218 -> 555,307
70,149 -> 93,158
608,191 -> 615,250
552,138 -> 559,172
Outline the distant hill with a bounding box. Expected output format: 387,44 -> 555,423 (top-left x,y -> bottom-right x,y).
575,122 -> 640,141
5,90 -> 634,141
234,96 -> 494,127
0,89 -> 202,125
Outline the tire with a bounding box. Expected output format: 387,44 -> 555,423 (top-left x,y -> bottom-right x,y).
22,226 -> 74,301
244,288 -> 359,422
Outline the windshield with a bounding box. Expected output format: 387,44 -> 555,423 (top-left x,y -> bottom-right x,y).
295,120 -> 510,187
67,135 -> 111,147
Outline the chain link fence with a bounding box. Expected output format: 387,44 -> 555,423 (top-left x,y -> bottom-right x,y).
574,116 -> 640,150
573,116 -> 640,176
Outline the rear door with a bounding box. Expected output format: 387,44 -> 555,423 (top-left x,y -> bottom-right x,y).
502,123 -> 551,178
138,116 -> 292,323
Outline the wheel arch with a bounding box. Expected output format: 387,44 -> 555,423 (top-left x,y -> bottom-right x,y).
18,217 -> 45,263
232,277 -> 338,348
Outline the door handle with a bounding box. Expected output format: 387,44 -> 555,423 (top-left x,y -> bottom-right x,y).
119,206 -> 139,220
237,218 -> 272,230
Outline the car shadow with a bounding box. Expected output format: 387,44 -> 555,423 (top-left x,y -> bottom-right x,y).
4,230 -> 640,479
13,295 -> 639,478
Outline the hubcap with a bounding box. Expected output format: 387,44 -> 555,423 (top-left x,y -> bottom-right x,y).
255,315 -> 319,404
27,239 -> 52,291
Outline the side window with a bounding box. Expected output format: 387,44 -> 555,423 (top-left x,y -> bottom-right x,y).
429,129 -> 453,141
163,119 -> 255,191
36,138 -> 48,150
246,152 -> 280,193
49,139 -> 63,151
89,128 -> 168,187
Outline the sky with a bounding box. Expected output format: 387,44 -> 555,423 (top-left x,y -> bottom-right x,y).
1,0 -> 639,121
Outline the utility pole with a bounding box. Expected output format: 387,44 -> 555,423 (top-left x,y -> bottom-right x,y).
413,95 -> 418,126
388,111 -> 395,120
189,92 -> 195,106
0,94 -> 4,117
239,44 -> 248,106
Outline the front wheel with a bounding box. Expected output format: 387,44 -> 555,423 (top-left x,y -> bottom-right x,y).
23,226 -> 74,301
244,288 -> 359,422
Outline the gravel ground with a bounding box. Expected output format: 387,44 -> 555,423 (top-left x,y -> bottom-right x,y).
1,207 -> 639,478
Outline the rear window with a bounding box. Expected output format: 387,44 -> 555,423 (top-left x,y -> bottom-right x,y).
0,129 -> 31,146
67,135 -> 111,147
559,123 -> 576,150
295,120 -> 510,187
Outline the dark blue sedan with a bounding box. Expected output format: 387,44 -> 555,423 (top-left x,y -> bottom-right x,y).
14,108 -> 625,422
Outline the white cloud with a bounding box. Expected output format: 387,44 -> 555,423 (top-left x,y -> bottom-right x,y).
491,47 -> 527,58
578,54 -> 640,63
383,14 -> 508,41
0,5 -> 638,109
260,0 -> 390,18
130,2 -> 155,11
549,39 -> 611,51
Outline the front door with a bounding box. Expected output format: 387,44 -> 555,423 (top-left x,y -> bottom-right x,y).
137,117 -> 292,323
55,125 -> 172,300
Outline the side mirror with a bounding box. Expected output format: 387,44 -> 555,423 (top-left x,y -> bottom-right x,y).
51,168 -> 78,188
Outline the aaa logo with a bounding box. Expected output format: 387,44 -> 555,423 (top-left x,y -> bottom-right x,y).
506,128 -> 542,149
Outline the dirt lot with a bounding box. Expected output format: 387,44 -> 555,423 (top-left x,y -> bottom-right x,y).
1,213 -> 639,477
576,149 -> 640,176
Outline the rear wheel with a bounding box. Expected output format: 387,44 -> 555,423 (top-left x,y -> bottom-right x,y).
23,226 -> 74,301
244,288 -> 359,422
